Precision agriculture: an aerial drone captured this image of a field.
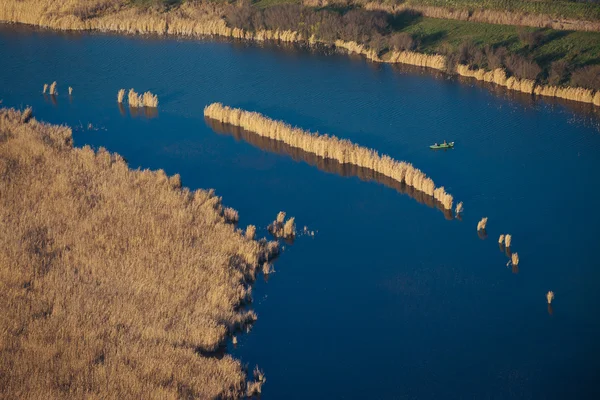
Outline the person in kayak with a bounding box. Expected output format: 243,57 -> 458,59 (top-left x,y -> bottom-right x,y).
434,142 -> 438,146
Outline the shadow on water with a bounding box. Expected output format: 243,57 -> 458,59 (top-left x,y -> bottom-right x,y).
118,104 -> 158,119
205,118 -> 454,220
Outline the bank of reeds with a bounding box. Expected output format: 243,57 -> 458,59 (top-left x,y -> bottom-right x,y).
456,65 -> 600,106
2,1 -> 599,107
205,103 -> 454,209
0,107 -> 276,398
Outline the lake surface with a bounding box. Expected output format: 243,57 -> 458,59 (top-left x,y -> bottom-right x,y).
2,24 -> 600,399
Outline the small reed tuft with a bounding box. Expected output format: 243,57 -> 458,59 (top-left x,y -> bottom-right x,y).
223,207 -> 239,223
505,234 -> 512,248
42,83 -> 48,94
477,217 -> 488,231
546,291 -> 555,304
49,81 -> 57,95
498,234 -> 505,245
68,86 -> 73,95
511,252 -> 519,266
262,262 -> 274,275
117,89 -> 125,103
268,211 -> 295,239
455,201 -> 463,215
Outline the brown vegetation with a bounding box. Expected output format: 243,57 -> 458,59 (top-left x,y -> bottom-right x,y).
42,83 -> 48,94
504,234 -> 512,248
477,217 -> 488,231
127,88 -> 159,108
512,252 -> 520,266
499,234 -> 505,244
204,103 -> 454,209
206,117 -> 455,218
117,88 -> 125,103
68,86 -> 73,95
49,81 -> 58,95
0,107 -> 276,398
547,290 -> 555,304
245,224 -> 257,240
268,211 -> 296,239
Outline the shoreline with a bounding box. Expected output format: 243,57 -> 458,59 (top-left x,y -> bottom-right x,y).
0,3 -> 598,108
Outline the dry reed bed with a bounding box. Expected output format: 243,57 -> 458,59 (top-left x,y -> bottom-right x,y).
362,2 -> 600,32
204,103 -> 454,209
206,117 -> 454,218
456,65 -> 600,106
0,107 -> 273,398
124,88 -> 158,108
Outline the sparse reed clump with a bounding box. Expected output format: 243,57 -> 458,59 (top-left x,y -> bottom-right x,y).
512,252 -> 520,266
477,217 -> 488,231
204,103 -> 454,209
499,234 -> 505,245
117,88 -> 125,103
268,211 -> 296,239
262,262 -> 274,275
127,88 -> 159,108
505,234 -> 512,248
223,207 -> 239,223
0,107 -> 273,399
49,81 -> 57,95
547,291 -> 555,304
42,83 -> 48,94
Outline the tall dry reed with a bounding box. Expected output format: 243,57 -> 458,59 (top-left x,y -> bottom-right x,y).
0,107 -> 275,399
204,103 -> 454,209
505,234 -> 512,248
455,201 -> 464,215
477,217 -> 488,231
511,252 -> 520,266
127,88 -> 159,108
546,291 -> 555,304
246,225 -> 257,240
49,81 -> 57,95
42,83 -> 48,94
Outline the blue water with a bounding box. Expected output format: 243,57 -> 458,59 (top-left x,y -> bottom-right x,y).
2,24 -> 600,399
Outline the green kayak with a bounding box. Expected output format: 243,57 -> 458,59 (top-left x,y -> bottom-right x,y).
430,142 -> 454,149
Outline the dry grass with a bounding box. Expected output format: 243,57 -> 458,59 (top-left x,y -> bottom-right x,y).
455,201 -> 463,215
504,234 -> 512,247
117,88 -> 125,103
42,83 -> 48,94
0,107 -> 277,399
126,89 -> 158,108
511,252 -> 520,266
68,86 -> 73,95
224,207 -> 239,223
546,290 -> 555,304
49,81 -> 58,95
457,64 -> 600,105
477,217 -> 488,231
498,234 -> 505,244
204,103 -> 454,209
245,225 -> 257,240
268,211 -> 296,239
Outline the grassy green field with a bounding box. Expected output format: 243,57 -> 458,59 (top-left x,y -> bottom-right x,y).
400,17 -> 600,69
401,0 -> 600,21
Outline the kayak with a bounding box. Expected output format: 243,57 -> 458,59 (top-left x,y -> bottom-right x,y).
430,142 -> 454,149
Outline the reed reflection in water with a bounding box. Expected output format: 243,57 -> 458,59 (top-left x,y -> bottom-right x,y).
206,118 -> 454,220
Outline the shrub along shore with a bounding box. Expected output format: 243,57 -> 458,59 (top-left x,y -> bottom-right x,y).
0,0 -> 599,106
204,102 -> 455,210
0,107 -> 275,398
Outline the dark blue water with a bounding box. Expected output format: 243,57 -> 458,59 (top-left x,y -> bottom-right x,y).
2,24 -> 600,399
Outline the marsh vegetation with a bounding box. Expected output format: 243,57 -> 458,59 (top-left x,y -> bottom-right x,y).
0,107 -> 275,398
